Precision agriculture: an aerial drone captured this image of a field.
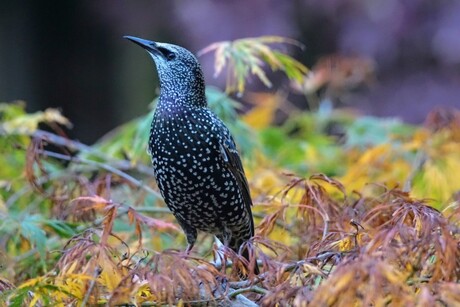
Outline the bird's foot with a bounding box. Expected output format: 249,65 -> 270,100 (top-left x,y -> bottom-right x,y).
183,243 -> 194,256
213,275 -> 228,296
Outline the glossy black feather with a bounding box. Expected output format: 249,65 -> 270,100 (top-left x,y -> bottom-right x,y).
125,36 -> 259,275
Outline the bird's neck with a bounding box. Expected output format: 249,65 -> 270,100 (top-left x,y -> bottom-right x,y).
157,92 -> 206,115
159,84 -> 207,108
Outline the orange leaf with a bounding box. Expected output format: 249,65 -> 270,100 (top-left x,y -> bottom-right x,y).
128,207 -> 179,232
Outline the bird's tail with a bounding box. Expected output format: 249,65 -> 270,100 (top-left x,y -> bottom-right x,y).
230,237 -> 260,276
241,246 -> 260,276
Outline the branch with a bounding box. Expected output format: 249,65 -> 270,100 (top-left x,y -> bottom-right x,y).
228,285 -> 268,298
33,129 -> 94,153
81,265 -> 102,307
39,149 -> 162,199
33,129 -> 156,177
87,205 -> 173,229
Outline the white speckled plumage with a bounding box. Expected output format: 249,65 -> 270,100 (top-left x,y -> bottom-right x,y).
125,37 -> 257,270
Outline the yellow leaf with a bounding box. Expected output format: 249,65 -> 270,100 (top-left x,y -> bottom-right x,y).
17,276 -> 44,289
42,108 -> 72,127
360,143 -> 391,165
136,282 -> 154,303
337,237 -> 353,252
403,129 -> 429,151
242,92 -> 281,129
270,227 -> 294,246
251,65 -> 272,88
330,270 -> 354,294
413,153 -> 460,204
379,262 -> 407,285
1,108 -> 71,134
213,44 -> 229,77
28,295 -> 40,307
56,273 -> 93,300
98,252 -> 123,292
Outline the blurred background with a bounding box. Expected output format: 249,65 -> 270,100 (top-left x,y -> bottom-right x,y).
1,0 -> 459,144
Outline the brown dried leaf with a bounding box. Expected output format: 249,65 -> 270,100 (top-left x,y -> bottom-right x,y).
71,195 -> 113,212
257,207 -> 285,237
101,205 -> 117,245
127,207 -> 179,231
310,173 -> 347,198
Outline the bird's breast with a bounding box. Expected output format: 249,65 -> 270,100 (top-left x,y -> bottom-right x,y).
147,108 -> 245,230
148,108 -> 227,194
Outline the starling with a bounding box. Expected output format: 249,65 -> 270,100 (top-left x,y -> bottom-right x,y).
124,36 -> 258,274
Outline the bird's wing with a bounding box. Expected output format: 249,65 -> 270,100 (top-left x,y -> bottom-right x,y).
219,136 -> 255,237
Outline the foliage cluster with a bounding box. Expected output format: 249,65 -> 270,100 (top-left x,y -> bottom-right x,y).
1,37 -> 460,306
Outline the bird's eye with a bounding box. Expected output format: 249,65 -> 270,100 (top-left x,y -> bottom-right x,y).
157,47 -> 176,61
166,52 -> 176,61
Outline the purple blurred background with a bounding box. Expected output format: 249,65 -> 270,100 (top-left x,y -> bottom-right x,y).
1,0 -> 459,143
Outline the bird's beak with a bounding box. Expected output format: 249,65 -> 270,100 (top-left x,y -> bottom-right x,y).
123,35 -> 160,54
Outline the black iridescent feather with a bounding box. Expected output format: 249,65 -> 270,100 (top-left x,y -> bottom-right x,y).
124,36 -> 259,275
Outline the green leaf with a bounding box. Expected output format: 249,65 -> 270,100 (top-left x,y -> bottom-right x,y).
200,36 -> 308,94
345,116 -> 414,148
42,220 -> 76,238
20,215 -> 47,258
7,287 -> 30,307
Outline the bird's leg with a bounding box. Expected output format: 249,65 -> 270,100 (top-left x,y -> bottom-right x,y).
212,235 -> 229,294
184,230 -> 197,255
212,235 -> 225,269
175,216 -> 197,256
185,243 -> 194,255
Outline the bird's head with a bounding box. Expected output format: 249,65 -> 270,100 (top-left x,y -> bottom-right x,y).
124,35 -> 206,107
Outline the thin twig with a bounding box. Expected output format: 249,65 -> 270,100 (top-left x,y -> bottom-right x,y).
227,259 -> 307,290
252,211 -> 288,229
39,149 -> 162,198
33,130 -> 95,153
130,207 -> 172,214
81,265 -> 102,307
88,205 -> 173,229
228,285 -> 268,298
33,129 -> 156,177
